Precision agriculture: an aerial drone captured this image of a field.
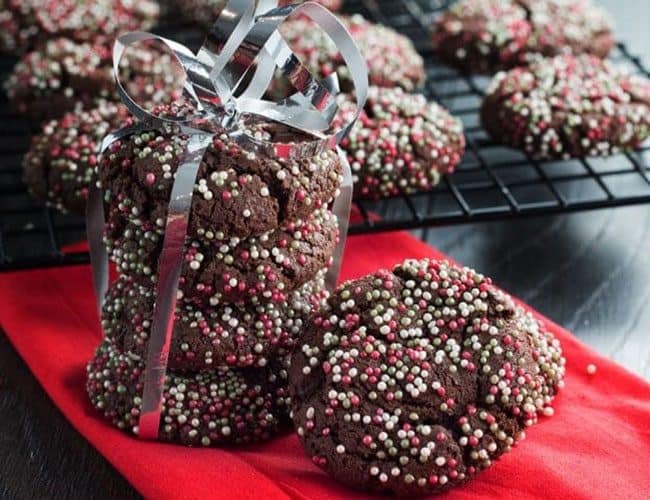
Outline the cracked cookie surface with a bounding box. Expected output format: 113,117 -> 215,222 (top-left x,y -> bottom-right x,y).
280,14 -> 425,94
481,54 -> 650,158
433,0 -> 614,74
289,258 -> 565,496
0,0 -> 158,55
101,273 -> 329,371
23,101 -> 129,213
6,38 -> 182,122
336,87 -> 465,200
99,117 -> 343,242
107,208 -> 338,305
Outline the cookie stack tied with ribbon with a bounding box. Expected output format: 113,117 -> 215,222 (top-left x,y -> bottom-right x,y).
85,0 -> 368,447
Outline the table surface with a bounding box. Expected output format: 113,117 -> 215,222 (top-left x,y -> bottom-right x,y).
1,1 -> 649,498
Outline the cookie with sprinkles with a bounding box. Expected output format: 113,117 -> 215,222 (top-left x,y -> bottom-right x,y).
99,117 -> 343,241
172,0 -> 343,29
335,87 -> 465,200
102,273 -> 328,371
289,258 -> 565,496
279,14 -> 425,94
87,339 -> 293,446
22,101 -> 129,214
432,0 -> 614,74
481,54 -> 650,158
5,38 -> 183,122
517,0 -> 614,60
106,208 -> 339,305
0,0 -> 159,55
0,0 -> 37,55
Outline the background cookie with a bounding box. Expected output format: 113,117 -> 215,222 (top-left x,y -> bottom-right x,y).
5,38 -> 116,121
279,14 -> 425,93
87,339 -> 292,446
433,0 -> 614,74
100,117 -> 343,241
102,274 -> 328,370
0,0 -> 159,55
23,101 -> 129,214
481,54 -> 650,158
289,258 -> 565,496
5,38 -> 183,122
518,0 -> 614,60
107,208 -> 339,305
335,86 -> 465,200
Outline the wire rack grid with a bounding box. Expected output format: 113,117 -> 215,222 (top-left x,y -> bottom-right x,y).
0,0 -> 649,270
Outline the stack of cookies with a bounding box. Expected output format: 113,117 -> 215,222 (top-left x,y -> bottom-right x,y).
86,110 -> 344,446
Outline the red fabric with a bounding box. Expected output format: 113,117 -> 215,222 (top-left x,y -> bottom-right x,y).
0,231 -> 649,500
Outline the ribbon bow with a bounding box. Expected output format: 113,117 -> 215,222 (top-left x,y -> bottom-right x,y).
86,0 -> 368,440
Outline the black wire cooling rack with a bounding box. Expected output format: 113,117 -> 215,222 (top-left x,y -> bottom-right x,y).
1,0 -> 649,271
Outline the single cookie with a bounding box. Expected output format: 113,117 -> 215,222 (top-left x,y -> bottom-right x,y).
23,101 -> 130,213
5,38 -> 182,122
433,0 -> 614,74
107,208 -> 339,305
86,338 -> 292,446
101,273 -> 328,371
279,14 -> 425,93
289,258 -> 565,496
99,116 -> 343,241
173,0 -> 343,29
0,0 -> 159,55
481,54 -> 650,158
335,87 -> 465,200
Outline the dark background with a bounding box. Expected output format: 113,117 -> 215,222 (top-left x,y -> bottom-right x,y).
1,0 -> 649,498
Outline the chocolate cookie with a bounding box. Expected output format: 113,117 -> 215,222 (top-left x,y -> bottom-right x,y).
5,38 -> 182,122
102,273 -> 328,371
279,14 -> 425,93
335,87 -> 465,200
481,54 -> 650,158
107,208 -> 339,305
173,0 -> 343,29
289,258 -> 565,496
87,339 -> 292,446
23,101 -> 129,214
0,0 -> 159,55
99,117 -> 343,242
433,0 -> 614,74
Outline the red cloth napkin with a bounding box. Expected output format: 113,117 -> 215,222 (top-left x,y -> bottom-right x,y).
0,231 -> 649,500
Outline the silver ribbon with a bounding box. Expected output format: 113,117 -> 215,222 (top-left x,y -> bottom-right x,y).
86,0 -> 367,440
